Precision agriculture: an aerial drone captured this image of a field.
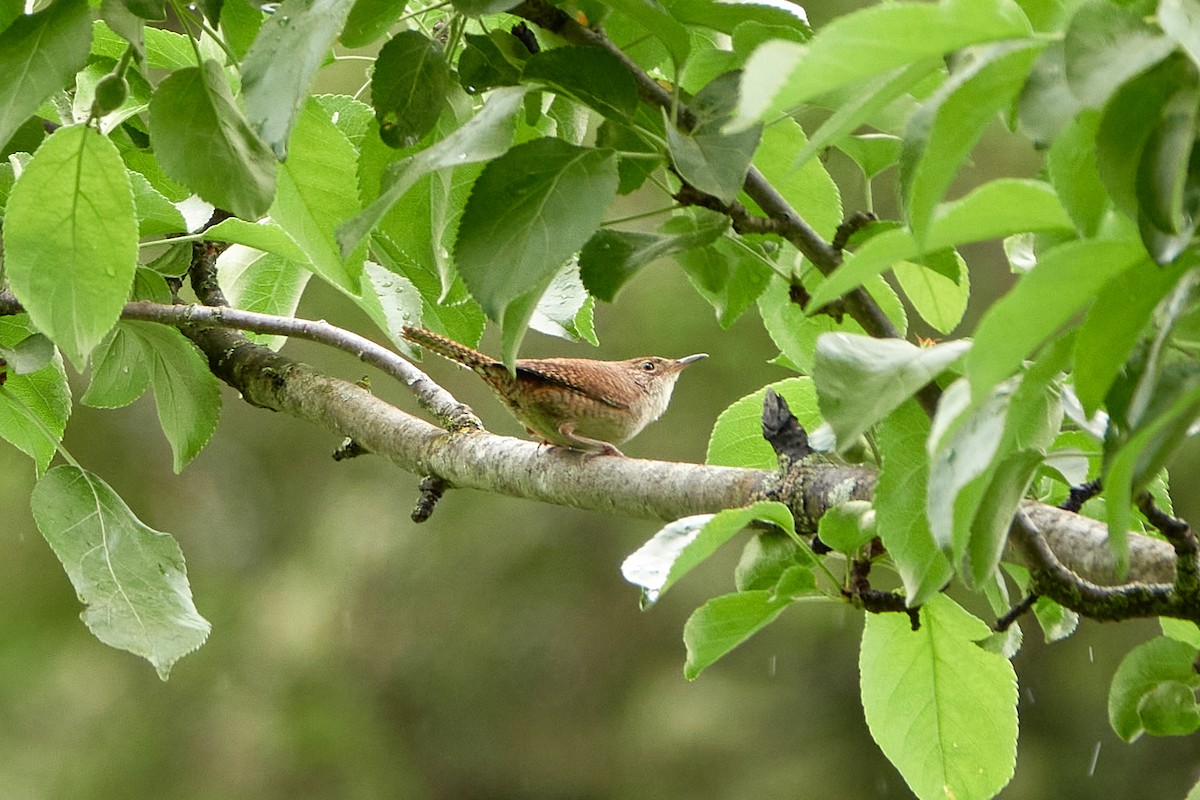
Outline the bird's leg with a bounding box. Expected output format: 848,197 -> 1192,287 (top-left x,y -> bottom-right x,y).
557,422 -> 624,457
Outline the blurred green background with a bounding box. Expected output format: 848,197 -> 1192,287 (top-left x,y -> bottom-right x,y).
6,5 -> 1200,796
3,258 -> 1200,798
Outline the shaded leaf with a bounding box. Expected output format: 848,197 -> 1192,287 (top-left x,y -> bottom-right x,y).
31,466 -> 212,680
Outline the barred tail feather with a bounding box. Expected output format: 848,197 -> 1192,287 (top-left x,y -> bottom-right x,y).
401,326 -> 496,371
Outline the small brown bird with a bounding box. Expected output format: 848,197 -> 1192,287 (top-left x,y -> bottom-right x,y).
402,326 -> 707,456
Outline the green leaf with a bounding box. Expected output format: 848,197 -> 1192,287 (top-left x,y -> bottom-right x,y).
900,41 -> 1043,239
1105,372 -> 1200,574
522,45 -> 639,121
130,170 -> 187,237
215,246 -> 311,350
136,323 -> 221,471
667,117 -> 761,204
219,0 -> 263,59
337,85 -> 525,258
861,595 -> 1018,800
1074,258 -> 1192,415
836,133 -> 903,180
1137,81 -> 1200,237
706,377 -> 822,468
3,126 -> 137,369
1064,2 -> 1176,109
678,235 -> 772,328
31,465 -> 212,679
271,98 -> 364,294
735,531 -> 814,591
806,179 -> 1073,311
455,138 -> 618,322
341,0 -> 409,48
1095,56 -> 1193,224
967,238 -> 1148,398
814,334 -> 970,449
82,325 -> 151,408
205,217 -> 310,264
758,272 -> 909,373
817,500 -> 876,555
1046,111 -> 1109,236
451,0 -> 519,14
1109,637 -> 1200,741
621,501 -> 795,606
683,583 -> 809,679
605,0 -> 690,65
1161,618 -> 1200,648
893,256 -> 970,334
1,332 -> 55,374
0,0 -> 91,152
240,0 -> 356,158
875,400 -> 954,606
1162,0 -> 1200,68
92,20 -> 193,71
458,31 -> 524,93
794,62 -> 940,169
528,260 -> 596,344
148,59 -> 277,220
579,209 -> 729,302
731,0 -> 1030,129
371,30 -> 450,149
0,316 -> 71,474
750,117 -> 842,239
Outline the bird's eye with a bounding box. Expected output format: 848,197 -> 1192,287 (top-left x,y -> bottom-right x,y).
641,360 -> 657,372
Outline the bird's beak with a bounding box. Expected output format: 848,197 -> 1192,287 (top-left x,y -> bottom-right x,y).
676,354 -> 708,367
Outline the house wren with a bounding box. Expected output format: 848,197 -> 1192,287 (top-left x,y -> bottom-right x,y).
401,326 -> 707,456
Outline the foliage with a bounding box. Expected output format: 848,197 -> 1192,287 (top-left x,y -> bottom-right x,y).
3,0 -> 1200,796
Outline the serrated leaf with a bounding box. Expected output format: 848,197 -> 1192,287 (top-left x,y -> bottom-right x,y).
122,322 -> 222,472
451,0 -> 520,14
875,400 -> 953,606
750,117 -> 842,239
0,316 -> 71,474
148,59 -> 277,220
92,20 -> 193,70
457,31 -> 524,93
240,0 -> 356,158
683,585 -> 806,679
528,260 -> 596,344
371,30 -> 450,149
271,98 -> 365,294
735,531 -> 814,592
814,334 -> 970,449
621,501 -> 795,606
706,377 -> 821,468
1109,636 -> 1200,741
3,126 -> 137,369
678,235 -> 772,328
861,595 -> 1018,800
31,465 -> 211,679
2,332 -> 54,374
1046,111 -> 1108,236
0,0 -> 91,151
522,45 -> 638,120
455,138 -> 618,322
82,325 -> 152,408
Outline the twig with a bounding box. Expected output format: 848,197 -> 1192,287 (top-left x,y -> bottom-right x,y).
1137,492 -> 1200,597
994,593 -> 1037,632
0,290 -> 483,434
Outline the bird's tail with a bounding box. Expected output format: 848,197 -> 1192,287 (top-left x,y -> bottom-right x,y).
401,326 -> 497,371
